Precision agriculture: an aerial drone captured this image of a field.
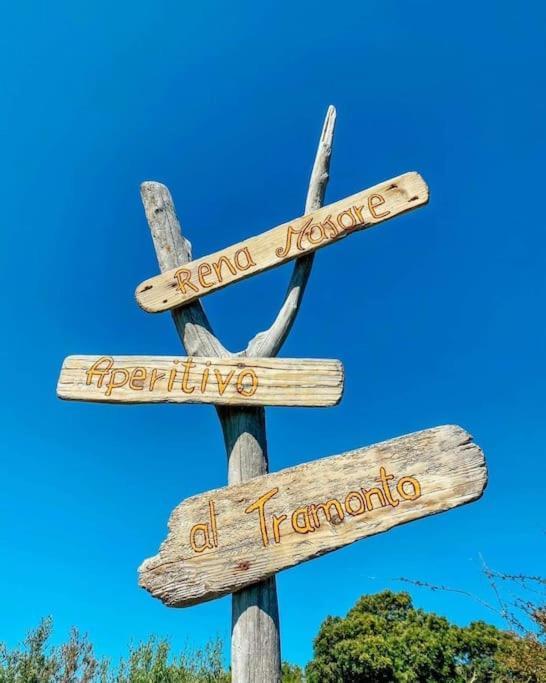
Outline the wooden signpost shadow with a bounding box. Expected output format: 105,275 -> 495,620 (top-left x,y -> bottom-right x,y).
59,106 -> 487,683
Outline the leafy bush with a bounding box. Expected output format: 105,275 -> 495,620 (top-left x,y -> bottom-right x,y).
0,619 -> 228,683
305,590 -> 546,682
3,585 -> 544,681
0,621 -> 306,683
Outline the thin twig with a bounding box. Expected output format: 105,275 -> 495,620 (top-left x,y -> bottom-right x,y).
397,575 -> 530,635
396,577 -> 502,618
483,568 -> 546,589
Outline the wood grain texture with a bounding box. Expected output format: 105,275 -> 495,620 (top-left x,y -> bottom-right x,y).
139,425 -> 487,607
57,356 -> 343,407
136,171 -> 429,313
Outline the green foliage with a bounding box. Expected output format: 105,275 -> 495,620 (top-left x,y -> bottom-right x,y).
0,619 -> 227,683
0,617 -> 108,683
0,622 -> 303,683
3,590 -> 545,681
280,662 -> 304,682
305,590 -> 546,682
114,637 -> 228,683
497,630 -> 546,683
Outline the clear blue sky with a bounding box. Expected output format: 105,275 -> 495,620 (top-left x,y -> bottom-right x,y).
1,0 -> 545,668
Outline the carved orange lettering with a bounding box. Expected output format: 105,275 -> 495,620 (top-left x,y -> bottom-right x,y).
272,513 -> 288,544
197,263 -> 214,289
352,205 -> 366,224
291,507 -> 314,534
344,491 -> 365,516
212,256 -> 237,283
209,501 -> 218,547
189,500 -> 219,553
149,368 -> 165,391
378,466 -> 399,508
276,225 -> 300,258
129,367 -> 147,390
296,218 -> 313,251
245,488 -> 279,547
362,487 -> 387,510
167,364 -> 178,392
105,368 -> 130,397
321,215 -> 339,238
306,221 -> 325,245
200,363 -> 211,393
190,524 -> 214,553
336,209 -> 357,231
234,247 -> 256,271
181,359 -> 196,394
214,368 -> 235,395
86,356 -> 113,388
175,268 -> 199,294
368,193 -> 390,219
236,369 -> 258,397
397,476 -> 421,501
308,499 -> 344,527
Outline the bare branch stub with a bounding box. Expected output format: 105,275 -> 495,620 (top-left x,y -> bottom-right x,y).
140,182 -> 229,358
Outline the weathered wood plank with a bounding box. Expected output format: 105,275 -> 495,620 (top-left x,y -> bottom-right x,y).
57,356 -> 343,407
139,425 -> 486,607
136,171 -> 429,313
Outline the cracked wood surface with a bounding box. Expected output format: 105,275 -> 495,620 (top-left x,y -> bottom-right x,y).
139,425 -> 486,607
57,355 -> 343,406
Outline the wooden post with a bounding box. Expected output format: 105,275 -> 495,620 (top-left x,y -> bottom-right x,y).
219,407 -> 281,682
140,106 -> 336,682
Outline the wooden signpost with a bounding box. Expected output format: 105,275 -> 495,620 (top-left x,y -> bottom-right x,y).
135,171 -> 429,312
139,425 -> 486,607
59,106 -> 487,683
57,356 -> 343,406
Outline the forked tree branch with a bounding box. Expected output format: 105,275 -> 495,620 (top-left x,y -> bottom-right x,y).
243,105 -> 336,358
140,105 -> 336,360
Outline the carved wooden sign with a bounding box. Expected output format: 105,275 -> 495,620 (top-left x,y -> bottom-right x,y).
136,171 -> 429,313
139,425 -> 486,607
57,355 -> 343,407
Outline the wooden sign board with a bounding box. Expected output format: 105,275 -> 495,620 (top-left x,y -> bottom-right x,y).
136,171 -> 429,313
139,425 -> 486,607
57,355 -> 343,407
